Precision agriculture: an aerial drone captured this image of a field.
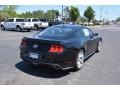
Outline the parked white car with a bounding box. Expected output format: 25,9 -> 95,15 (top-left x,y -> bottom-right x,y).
25,18 -> 49,30
34,19 -> 49,30
0,18 -> 32,32
25,18 -> 40,29
88,22 -> 94,26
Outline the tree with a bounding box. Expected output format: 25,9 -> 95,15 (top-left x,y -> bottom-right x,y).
76,17 -> 81,24
18,10 -> 45,19
56,11 -> 60,19
116,17 -> 120,22
0,11 -> 9,21
69,6 -> 80,22
80,16 -> 88,23
63,6 -> 70,21
2,5 -> 18,17
46,10 -> 60,21
84,6 -> 95,22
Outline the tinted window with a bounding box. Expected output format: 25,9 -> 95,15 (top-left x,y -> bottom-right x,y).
75,29 -> 84,37
6,19 -> 14,22
16,19 -> 24,22
37,26 -> 76,39
32,19 -> 39,22
87,28 -> 94,35
82,28 -> 93,37
82,28 -> 90,36
39,19 -> 47,22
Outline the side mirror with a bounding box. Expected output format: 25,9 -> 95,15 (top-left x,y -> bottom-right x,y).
94,33 -> 98,36
90,33 -> 98,38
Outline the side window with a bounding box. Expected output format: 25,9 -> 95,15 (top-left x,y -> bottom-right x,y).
6,19 -> 14,22
82,28 -> 90,37
32,19 -> 38,22
16,19 -> 24,22
88,28 -> 94,36
75,29 -> 84,37
25,19 -> 30,22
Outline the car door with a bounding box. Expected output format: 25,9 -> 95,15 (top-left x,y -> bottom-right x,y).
87,28 -> 98,51
82,28 -> 95,54
4,19 -> 14,29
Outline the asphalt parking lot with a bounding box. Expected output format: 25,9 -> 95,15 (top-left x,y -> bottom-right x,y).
0,25 -> 120,85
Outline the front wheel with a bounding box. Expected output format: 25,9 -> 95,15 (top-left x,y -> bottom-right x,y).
73,50 -> 84,71
27,29 -> 31,32
1,25 -> 5,30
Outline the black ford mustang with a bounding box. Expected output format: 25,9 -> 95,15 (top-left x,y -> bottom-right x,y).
20,24 -> 102,71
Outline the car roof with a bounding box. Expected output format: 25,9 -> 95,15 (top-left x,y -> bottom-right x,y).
8,18 -> 24,19
53,24 -> 85,28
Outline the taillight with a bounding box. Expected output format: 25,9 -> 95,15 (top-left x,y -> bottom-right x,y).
20,39 -> 27,48
49,44 -> 64,53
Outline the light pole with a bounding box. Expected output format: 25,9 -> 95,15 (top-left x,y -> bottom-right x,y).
62,5 -> 64,22
105,11 -> 108,21
100,7 -> 103,21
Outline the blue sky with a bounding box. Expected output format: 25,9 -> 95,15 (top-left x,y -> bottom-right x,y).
17,5 -> 120,20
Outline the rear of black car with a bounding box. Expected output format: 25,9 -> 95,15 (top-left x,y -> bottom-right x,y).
19,25 -> 84,70
20,37 -> 77,70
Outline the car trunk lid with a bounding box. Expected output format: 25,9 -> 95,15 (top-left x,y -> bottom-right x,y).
24,37 -> 63,52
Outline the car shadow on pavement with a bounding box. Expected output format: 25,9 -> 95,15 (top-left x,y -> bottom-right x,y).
1,29 -> 32,32
15,61 -> 70,79
15,52 -> 95,79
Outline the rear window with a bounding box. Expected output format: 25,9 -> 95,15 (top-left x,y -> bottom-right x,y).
16,19 -> 24,22
37,26 -> 77,39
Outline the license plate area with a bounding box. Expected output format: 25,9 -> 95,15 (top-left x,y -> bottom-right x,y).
30,52 -> 39,59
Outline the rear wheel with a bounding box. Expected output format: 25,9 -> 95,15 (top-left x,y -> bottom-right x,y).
73,50 -> 84,71
34,25 -> 38,30
16,26 -> 22,32
96,41 -> 102,52
1,25 -> 5,30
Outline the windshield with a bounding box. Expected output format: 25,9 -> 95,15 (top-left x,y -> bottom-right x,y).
37,26 -> 76,39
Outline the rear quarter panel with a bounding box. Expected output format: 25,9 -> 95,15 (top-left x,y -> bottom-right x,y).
63,38 -> 85,51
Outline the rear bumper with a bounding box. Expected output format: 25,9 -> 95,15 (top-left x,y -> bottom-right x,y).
22,26 -> 34,30
20,50 -> 77,70
21,57 -> 73,70
38,25 -> 48,28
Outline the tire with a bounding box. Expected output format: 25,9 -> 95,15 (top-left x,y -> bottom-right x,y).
73,50 -> 85,71
34,25 -> 38,30
16,26 -> 22,32
96,41 -> 102,52
27,29 -> 30,32
1,25 -> 5,30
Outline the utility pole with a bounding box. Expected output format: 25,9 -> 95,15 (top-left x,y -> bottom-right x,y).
105,11 -> 108,21
62,5 -> 64,22
100,7 -> 103,21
